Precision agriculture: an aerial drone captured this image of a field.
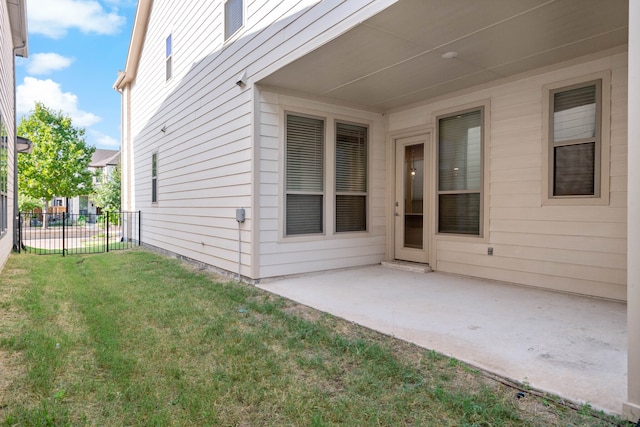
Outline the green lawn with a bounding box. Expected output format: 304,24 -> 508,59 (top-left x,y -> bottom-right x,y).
0,250 -> 628,426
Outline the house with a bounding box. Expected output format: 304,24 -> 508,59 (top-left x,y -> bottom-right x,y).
69,148 -> 120,220
0,0 -> 27,266
57,149 -> 120,220
114,0 -> 639,419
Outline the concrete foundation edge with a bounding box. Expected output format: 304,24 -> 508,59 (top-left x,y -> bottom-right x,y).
623,401 -> 640,423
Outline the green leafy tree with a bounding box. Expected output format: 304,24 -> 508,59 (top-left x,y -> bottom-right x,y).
18,103 -> 95,226
18,194 -> 41,212
93,164 -> 121,213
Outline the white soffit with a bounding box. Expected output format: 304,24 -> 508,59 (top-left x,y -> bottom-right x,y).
258,0 -> 628,111
7,0 -> 28,57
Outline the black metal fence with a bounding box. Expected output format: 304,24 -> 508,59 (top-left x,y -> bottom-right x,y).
18,211 -> 141,255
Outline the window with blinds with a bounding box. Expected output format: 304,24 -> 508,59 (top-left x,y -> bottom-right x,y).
437,108 -> 483,235
165,34 -> 172,81
285,114 -> 324,235
550,80 -> 600,197
335,122 -> 367,232
225,0 -> 243,40
151,153 -> 158,204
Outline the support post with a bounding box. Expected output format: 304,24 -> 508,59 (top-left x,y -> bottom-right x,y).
624,0 -> 640,421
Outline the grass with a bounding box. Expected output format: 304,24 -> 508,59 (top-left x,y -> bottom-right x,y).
0,249 -> 630,426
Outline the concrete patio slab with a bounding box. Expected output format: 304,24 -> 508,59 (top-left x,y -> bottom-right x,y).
257,265 -> 627,415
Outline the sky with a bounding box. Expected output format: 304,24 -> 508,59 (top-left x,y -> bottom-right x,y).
15,0 -> 138,151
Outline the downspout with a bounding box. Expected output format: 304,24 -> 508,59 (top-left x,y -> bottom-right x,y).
12,41 -> 27,251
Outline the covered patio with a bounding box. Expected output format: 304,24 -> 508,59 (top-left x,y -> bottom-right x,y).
258,264 -> 626,415
254,0 -> 640,420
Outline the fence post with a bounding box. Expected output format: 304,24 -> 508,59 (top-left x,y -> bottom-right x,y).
62,212 -> 66,257
17,213 -> 21,253
138,210 -> 141,246
106,212 -> 110,253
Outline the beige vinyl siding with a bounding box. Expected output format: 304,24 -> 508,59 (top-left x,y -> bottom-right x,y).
0,0 -> 15,269
389,50 -> 627,300
128,0 -> 395,279
257,91 -> 386,278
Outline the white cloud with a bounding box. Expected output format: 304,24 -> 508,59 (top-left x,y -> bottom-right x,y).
17,77 -> 101,127
89,130 -> 120,149
28,0 -> 125,39
27,53 -> 74,75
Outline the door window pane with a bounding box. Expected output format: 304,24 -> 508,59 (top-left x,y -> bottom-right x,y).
403,143 -> 424,249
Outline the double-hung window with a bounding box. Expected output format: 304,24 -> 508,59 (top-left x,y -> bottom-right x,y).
165,34 -> 172,81
151,153 -> 158,204
549,80 -> 601,197
335,122 -> 367,232
224,0 -> 243,40
285,113 -> 369,236
285,114 -> 324,235
437,108 -> 483,236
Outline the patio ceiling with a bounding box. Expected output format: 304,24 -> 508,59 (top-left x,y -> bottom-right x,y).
257,0 -> 628,111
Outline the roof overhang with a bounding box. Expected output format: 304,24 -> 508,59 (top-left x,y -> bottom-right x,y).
257,0 -> 628,112
114,0 -> 152,91
7,0 -> 28,57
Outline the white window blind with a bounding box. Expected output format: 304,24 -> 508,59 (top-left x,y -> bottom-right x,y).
438,109 -> 482,235
286,114 -> 324,235
335,122 -> 367,232
225,0 -> 243,40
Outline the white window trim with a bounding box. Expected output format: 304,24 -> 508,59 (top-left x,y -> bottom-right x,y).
542,71 -> 611,206
279,106 -> 373,241
432,99 -> 491,243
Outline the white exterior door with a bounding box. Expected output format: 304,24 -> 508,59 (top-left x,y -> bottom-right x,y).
394,134 -> 430,264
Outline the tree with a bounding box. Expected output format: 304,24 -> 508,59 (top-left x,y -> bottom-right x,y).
18,103 -> 95,226
93,164 -> 121,213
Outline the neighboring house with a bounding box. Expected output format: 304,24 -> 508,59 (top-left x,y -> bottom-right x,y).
61,149 -> 120,220
0,0 -> 27,266
114,0 -> 639,419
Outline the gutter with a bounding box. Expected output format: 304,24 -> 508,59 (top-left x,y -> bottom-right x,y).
10,0 -> 28,251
